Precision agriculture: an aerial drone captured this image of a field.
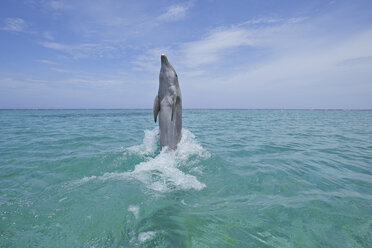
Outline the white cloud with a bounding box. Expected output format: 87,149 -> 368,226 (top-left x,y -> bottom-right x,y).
43,32 -> 54,40
128,14 -> 371,108
339,56 -> 372,66
179,17 -> 310,68
48,0 -> 69,10
239,16 -> 308,26
181,27 -> 254,67
226,40 -> 369,89
180,27 -> 372,108
0,76 -> 48,89
36,59 -> 57,65
131,20 -> 280,72
40,41 -> 119,59
157,3 -> 192,21
0,70 -> 126,90
41,41 -> 71,50
2,18 -> 27,32
130,17 -> 300,74
50,67 -> 79,73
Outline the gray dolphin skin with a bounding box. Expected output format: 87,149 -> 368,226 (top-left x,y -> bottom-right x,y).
153,54 -> 182,150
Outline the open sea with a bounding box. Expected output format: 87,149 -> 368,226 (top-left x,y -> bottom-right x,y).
0,109 -> 371,247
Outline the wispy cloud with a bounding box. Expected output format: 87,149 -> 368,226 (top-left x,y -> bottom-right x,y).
180,17 -> 309,68
0,76 -> 48,89
181,27 -> 254,67
225,32 -> 372,88
36,59 -> 57,65
132,16 -> 307,71
1,71 -> 127,90
50,67 -> 80,73
339,56 -> 372,67
41,42 -> 72,50
239,16 -> 308,26
130,13 -> 372,108
181,26 -> 372,108
2,1 -> 371,108
40,41 -> 120,59
2,18 -> 27,32
157,2 -> 193,22
48,0 -> 69,10
43,32 -> 54,40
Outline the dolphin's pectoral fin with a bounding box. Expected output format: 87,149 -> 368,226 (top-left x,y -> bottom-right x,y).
171,94 -> 177,121
153,95 -> 160,123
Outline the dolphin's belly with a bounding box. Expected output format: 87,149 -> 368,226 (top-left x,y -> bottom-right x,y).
158,101 -> 182,149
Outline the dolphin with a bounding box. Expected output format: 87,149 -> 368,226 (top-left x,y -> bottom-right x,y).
153,54 -> 182,150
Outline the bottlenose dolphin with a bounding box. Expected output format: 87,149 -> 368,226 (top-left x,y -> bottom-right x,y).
153,54 -> 182,149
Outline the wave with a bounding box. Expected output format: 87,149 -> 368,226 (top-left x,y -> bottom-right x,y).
72,128 -> 210,193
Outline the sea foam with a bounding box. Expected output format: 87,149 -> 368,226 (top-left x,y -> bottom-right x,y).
73,128 -> 209,193
138,231 -> 156,243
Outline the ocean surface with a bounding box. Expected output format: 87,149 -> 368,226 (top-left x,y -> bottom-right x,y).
0,109 -> 371,247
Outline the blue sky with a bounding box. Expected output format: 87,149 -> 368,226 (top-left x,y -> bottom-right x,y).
0,0 -> 371,109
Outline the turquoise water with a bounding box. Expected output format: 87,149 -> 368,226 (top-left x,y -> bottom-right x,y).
0,109 -> 371,247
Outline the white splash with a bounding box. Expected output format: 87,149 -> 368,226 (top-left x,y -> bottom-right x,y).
70,175 -> 97,186
126,128 -> 209,192
138,231 -> 156,243
128,148 -> 206,192
128,205 -> 139,219
175,129 -> 211,164
58,197 -> 67,202
126,128 -> 159,156
72,128 -> 209,193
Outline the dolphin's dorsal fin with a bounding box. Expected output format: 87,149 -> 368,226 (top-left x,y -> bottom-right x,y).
171,94 -> 177,121
153,95 -> 160,123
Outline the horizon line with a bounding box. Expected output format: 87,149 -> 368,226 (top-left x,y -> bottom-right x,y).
1,108 -> 371,111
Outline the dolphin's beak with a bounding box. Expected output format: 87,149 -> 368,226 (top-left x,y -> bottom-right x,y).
161,54 -> 168,65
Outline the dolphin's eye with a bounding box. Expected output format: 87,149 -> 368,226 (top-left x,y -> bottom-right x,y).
175,73 -> 178,77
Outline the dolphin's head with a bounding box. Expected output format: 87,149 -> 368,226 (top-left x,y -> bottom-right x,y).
160,54 -> 178,86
